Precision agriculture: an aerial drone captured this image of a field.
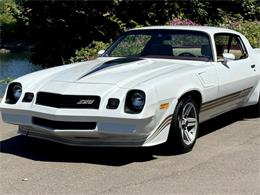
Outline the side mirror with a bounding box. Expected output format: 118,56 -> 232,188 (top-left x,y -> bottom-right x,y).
98,50 -> 105,56
222,53 -> 235,65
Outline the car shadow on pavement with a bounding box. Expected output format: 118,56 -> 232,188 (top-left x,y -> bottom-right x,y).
0,106 -> 259,166
199,105 -> 259,137
0,136 -> 157,166
152,105 -> 259,156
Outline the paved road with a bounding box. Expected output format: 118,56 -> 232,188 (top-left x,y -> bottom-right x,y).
0,106 -> 259,195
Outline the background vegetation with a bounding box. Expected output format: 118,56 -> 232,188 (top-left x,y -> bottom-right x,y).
1,0 -> 260,66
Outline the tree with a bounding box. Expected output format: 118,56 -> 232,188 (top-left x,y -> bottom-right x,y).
2,0 -> 259,66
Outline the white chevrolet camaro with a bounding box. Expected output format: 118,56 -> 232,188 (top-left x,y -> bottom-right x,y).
0,26 -> 259,152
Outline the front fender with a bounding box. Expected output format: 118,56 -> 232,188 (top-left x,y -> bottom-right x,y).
243,80 -> 260,107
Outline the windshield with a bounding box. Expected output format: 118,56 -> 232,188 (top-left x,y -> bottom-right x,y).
105,30 -> 213,61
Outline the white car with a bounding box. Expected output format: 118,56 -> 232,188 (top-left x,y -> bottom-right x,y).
1,26 -> 259,152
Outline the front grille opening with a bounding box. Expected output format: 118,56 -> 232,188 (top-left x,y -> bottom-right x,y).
36,92 -> 100,109
32,117 -> 96,130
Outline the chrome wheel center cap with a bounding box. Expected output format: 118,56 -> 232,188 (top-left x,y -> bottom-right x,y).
181,119 -> 188,127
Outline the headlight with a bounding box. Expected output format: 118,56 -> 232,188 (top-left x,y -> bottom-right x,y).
13,85 -> 22,100
6,82 -> 22,104
125,90 -> 145,113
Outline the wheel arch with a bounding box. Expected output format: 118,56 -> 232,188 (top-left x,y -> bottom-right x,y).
177,90 -> 203,111
165,89 -> 201,152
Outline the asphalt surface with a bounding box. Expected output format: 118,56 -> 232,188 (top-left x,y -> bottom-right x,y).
0,106 -> 259,195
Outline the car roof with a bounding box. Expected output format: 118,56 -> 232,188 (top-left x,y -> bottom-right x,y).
132,25 -> 240,36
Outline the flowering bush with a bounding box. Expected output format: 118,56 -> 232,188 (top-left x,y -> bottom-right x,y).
168,18 -> 259,48
228,21 -> 260,48
169,18 -> 197,26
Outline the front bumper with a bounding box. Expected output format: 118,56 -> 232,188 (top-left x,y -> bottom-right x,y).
1,107 -> 155,147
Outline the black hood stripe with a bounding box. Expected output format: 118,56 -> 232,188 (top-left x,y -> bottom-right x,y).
78,57 -> 143,80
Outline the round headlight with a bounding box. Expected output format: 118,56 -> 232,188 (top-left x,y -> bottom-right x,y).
6,82 -> 22,104
125,90 -> 145,113
13,84 -> 22,100
131,92 -> 145,110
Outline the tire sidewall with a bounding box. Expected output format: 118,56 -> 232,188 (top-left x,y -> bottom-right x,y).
168,96 -> 199,152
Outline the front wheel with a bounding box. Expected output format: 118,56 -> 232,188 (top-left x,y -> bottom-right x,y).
167,96 -> 199,153
255,94 -> 260,115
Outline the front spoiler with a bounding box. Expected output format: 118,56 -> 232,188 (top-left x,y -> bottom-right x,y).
18,126 -> 147,147
1,108 -> 155,147
0,100 -> 176,147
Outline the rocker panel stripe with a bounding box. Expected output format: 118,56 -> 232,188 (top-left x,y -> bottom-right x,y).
201,87 -> 253,112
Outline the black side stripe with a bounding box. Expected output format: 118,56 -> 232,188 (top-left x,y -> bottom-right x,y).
78,57 -> 143,80
201,87 -> 253,112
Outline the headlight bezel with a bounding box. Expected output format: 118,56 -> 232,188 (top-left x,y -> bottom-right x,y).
5,82 -> 23,104
125,90 -> 146,114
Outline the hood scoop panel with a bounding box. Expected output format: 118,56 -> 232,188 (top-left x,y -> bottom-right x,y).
50,57 -> 198,88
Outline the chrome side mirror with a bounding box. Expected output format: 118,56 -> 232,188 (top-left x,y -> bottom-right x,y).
222,53 -> 235,65
98,50 -> 105,57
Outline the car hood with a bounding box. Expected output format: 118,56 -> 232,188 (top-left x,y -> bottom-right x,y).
50,57 -> 203,89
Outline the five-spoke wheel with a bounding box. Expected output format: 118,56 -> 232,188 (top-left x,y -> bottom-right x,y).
179,102 -> 198,146
168,96 -> 199,153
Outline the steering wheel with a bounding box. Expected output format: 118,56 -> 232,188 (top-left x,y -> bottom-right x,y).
178,52 -> 196,57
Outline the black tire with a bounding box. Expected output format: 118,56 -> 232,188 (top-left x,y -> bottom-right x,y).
255,94 -> 260,116
167,96 -> 199,153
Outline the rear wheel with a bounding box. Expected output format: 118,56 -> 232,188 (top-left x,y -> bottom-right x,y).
168,96 -> 199,153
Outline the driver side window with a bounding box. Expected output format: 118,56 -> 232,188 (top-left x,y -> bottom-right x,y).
214,34 -> 247,60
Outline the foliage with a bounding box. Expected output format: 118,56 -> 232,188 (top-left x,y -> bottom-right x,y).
187,0 -> 260,24
0,0 -> 20,25
23,1 -> 120,67
240,0 -> 260,20
0,0 -> 28,44
23,0 -> 189,66
69,41 -> 110,63
228,20 -> 260,48
110,35 -> 151,57
169,18 -> 197,26
1,0 -> 260,66
0,77 -> 14,84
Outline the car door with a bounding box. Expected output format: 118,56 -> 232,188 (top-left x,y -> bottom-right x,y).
214,33 -> 258,110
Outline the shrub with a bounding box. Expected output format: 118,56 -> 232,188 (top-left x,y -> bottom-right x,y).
0,77 -> 14,84
69,41 -> 110,63
169,18 -> 197,26
168,18 -> 260,48
0,0 -> 20,25
228,21 -> 260,48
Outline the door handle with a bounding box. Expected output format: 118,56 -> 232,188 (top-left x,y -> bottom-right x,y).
251,64 -> 256,68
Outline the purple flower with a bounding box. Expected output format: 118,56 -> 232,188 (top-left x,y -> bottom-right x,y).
169,18 -> 196,26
